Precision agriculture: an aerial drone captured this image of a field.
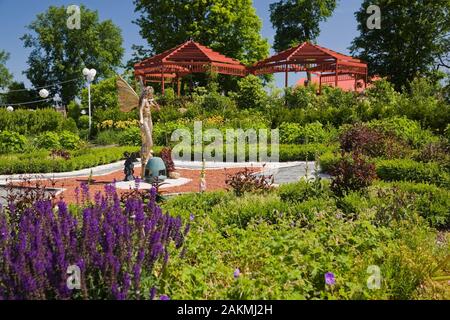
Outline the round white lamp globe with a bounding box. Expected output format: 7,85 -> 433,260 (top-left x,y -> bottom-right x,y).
81,109 -> 87,115
82,68 -> 90,76
6,106 -> 14,112
39,89 -> 49,99
86,69 -> 97,83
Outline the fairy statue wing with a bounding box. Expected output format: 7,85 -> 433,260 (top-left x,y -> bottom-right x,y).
116,75 -> 139,112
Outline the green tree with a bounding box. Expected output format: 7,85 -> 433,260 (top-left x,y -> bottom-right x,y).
0,50 -> 13,104
269,0 -> 337,84
269,0 -> 337,52
22,5 -> 124,104
235,75 -> 267,109
350,0 -> 450,90
3,82 -> 38,108
132,0 -> 269,65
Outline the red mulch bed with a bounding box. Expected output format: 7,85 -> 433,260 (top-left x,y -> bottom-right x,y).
9,167 -> 260,204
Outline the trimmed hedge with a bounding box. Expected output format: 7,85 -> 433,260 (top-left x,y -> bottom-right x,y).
0,146 -> 141,175
171,143 -> 338,162
318,151 -> 340,173
376,159 -> 449,188
320,153 -> 450,188
278,143 -> 338,161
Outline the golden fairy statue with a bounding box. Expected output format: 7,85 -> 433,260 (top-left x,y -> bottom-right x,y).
116,75 -> 160,179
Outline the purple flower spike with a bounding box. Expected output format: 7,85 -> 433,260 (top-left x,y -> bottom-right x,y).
325,272 -> 336,286
160,294 -> 170,301
150,287 -> 157,300
234,268 -> 240,279
189,213 -> 195,221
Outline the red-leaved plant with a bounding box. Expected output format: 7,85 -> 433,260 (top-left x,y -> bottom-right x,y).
160,147 -> 176,174
331,151 -> 377,196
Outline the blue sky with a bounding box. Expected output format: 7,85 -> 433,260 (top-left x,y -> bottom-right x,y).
0,0 -> 363,88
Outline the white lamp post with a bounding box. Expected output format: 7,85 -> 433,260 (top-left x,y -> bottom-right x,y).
39,89 -> 49,99
83,68 -> 96,136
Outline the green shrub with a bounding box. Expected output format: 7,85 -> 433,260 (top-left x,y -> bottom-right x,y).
398,77 -> 450,132
0,131 -> 27,153
235,75 -> 267,110
210,193 -> 333,229
35,132 -> 61,150
95,129 -> 122,146
368,117 -> 437,147
279,122 -> 303,144
445,124 -> 450,142
319,151 -> 340,173
59,131 -> 81,150
414,140 -> 450,171
118,127 -> 141,146
35,131 -> 81,150
285,85 -> 317,109
78,115 -> 90,130
59,117 -> 79,134
278,143 -> 338,161
277,179 -> 331,203
376,159 -> 449,188
0,108 -> 66,135
202,92 -> 237,113
0,146 -> 140,174
162,190 -> 448,300
373,181 -> 450,227
322,153 -> 450,188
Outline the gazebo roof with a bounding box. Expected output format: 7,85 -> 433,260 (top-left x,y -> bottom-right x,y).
134,40 -> 247,79
251,42 -> 367,75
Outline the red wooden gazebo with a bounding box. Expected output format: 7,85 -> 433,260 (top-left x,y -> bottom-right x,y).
134,40 -> 247,95
249,42 -> 368,93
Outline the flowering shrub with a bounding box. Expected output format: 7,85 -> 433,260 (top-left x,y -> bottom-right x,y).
0,184 -> 189,300
98,120 -> 140,130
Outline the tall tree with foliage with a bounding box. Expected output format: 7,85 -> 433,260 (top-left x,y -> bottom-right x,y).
0,50 -> 13,91
270,0 -> 337,84
132,0 -> 269,66
22,5 -> 124,104
2,82 -> 37,108
351,0 -> 450,90
269,0 -> 337,52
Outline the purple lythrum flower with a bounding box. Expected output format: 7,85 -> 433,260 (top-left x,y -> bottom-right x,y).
325,272 -> 336,286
